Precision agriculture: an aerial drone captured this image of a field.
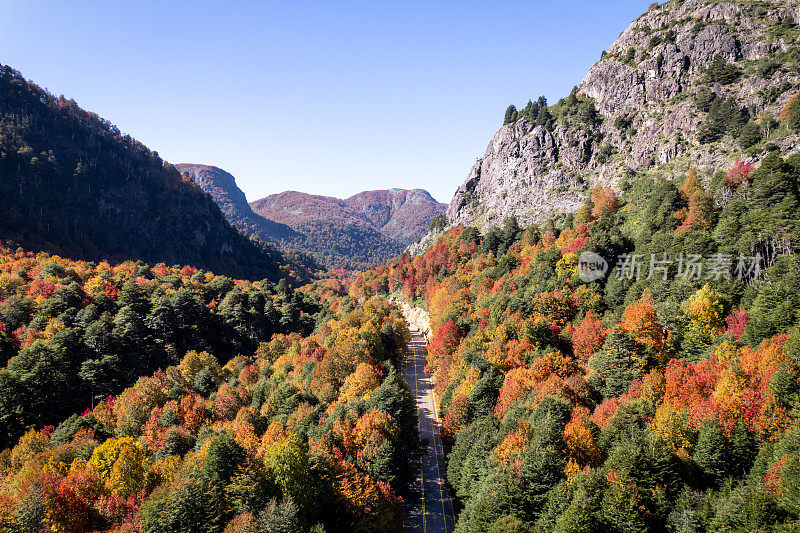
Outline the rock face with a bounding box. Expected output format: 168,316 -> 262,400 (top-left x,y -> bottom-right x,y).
390,296 -> 433,341
447,121 -> 587,229
349,189 -> 440,244
447,0 -> 800,231
174,164 -> 301,243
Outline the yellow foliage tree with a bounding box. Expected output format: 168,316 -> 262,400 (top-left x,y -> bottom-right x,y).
0,273 -> 24,298
10,428 -> 50,470
178,350 -> 221,387
263,434 -> 313,508
650,403 -> 695,455
555,252 -> 579,279
87,437 -> 148,497
337,363 -> 380,405
683,284 -> 724,354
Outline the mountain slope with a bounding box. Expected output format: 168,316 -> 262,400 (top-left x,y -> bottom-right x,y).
251,190 -> 367,228
447,0 -> 800,230
349,188 -> 448,245
250,191 -> 411,268
252,188 -> 446,246
0,64 -> 314,281
250,189 -> 446,268
174,164 -> 302,243
0,245 -> 416,532
174,163 -> 445,269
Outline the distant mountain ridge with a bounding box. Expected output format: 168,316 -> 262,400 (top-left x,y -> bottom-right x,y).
251,188 -> 445,245
348,189 -> 448,245
250,189 -> 446,268
177,163 -> 445,268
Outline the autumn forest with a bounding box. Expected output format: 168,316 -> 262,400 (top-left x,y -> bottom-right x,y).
2,0 -> 800,531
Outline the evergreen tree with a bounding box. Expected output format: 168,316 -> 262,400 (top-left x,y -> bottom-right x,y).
693,420 -> 728,486
504,105 -> 518,125
705,55 -> 741,85
499,216 -> 522,255
448,418 -> 498,502
699,97 -> 746,143
738,122 -> 762,148
517,399 -> 570,521
257,498 -> 301,533
535,105 -> 554,129
202,431 -> 247,482
480,227 -> 503,255
588,328 -> 643,399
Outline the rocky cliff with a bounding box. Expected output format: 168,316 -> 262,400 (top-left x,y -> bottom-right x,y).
174,164 -> 301,243
447,0 -> 800,231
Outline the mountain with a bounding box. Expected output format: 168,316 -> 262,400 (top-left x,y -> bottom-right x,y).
0,64 -> 315,282
349,189 -> 448,245
447,0 -> 800,231
349,4 -> 800,530
174,163 -> 445,269
251,189 -> 446,268
252,188 -> 446,245
174,164 -> 301,243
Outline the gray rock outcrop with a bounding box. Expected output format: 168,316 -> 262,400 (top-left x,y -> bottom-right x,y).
446,0 -> 800,232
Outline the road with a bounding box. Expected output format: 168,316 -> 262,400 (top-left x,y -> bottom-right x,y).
402,326 -> 456,533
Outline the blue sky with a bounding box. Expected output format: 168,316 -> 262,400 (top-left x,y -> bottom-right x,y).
0,0 -> 646,204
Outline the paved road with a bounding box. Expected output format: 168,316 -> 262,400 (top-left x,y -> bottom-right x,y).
402,326 -> 455,533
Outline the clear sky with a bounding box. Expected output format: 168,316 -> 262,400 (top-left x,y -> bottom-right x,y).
0,0 -> 647,204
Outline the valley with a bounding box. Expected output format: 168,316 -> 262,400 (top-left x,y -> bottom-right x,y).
1,0 -> 800,531
177,164 -> 446,269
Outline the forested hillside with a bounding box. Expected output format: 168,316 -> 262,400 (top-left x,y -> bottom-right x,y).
251,189 -> 446,269
0,65 -> 314,282
354,149 -> 800,531
173,165 -> 446,270
2,0 -> 800,531
0,245 -> 416,531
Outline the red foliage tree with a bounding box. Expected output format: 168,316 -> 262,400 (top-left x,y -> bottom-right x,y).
620,290 -> 665,356
725,307 -> 749,340
726,159 -> 754,188
494,367 -> 538,419
429,320 -> 461,357
572,310 -> 606,362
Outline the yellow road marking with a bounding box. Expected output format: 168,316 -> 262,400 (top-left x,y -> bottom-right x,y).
426,340 -> 449,532
408,330 -> 452,532
412,338 -> 426,533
